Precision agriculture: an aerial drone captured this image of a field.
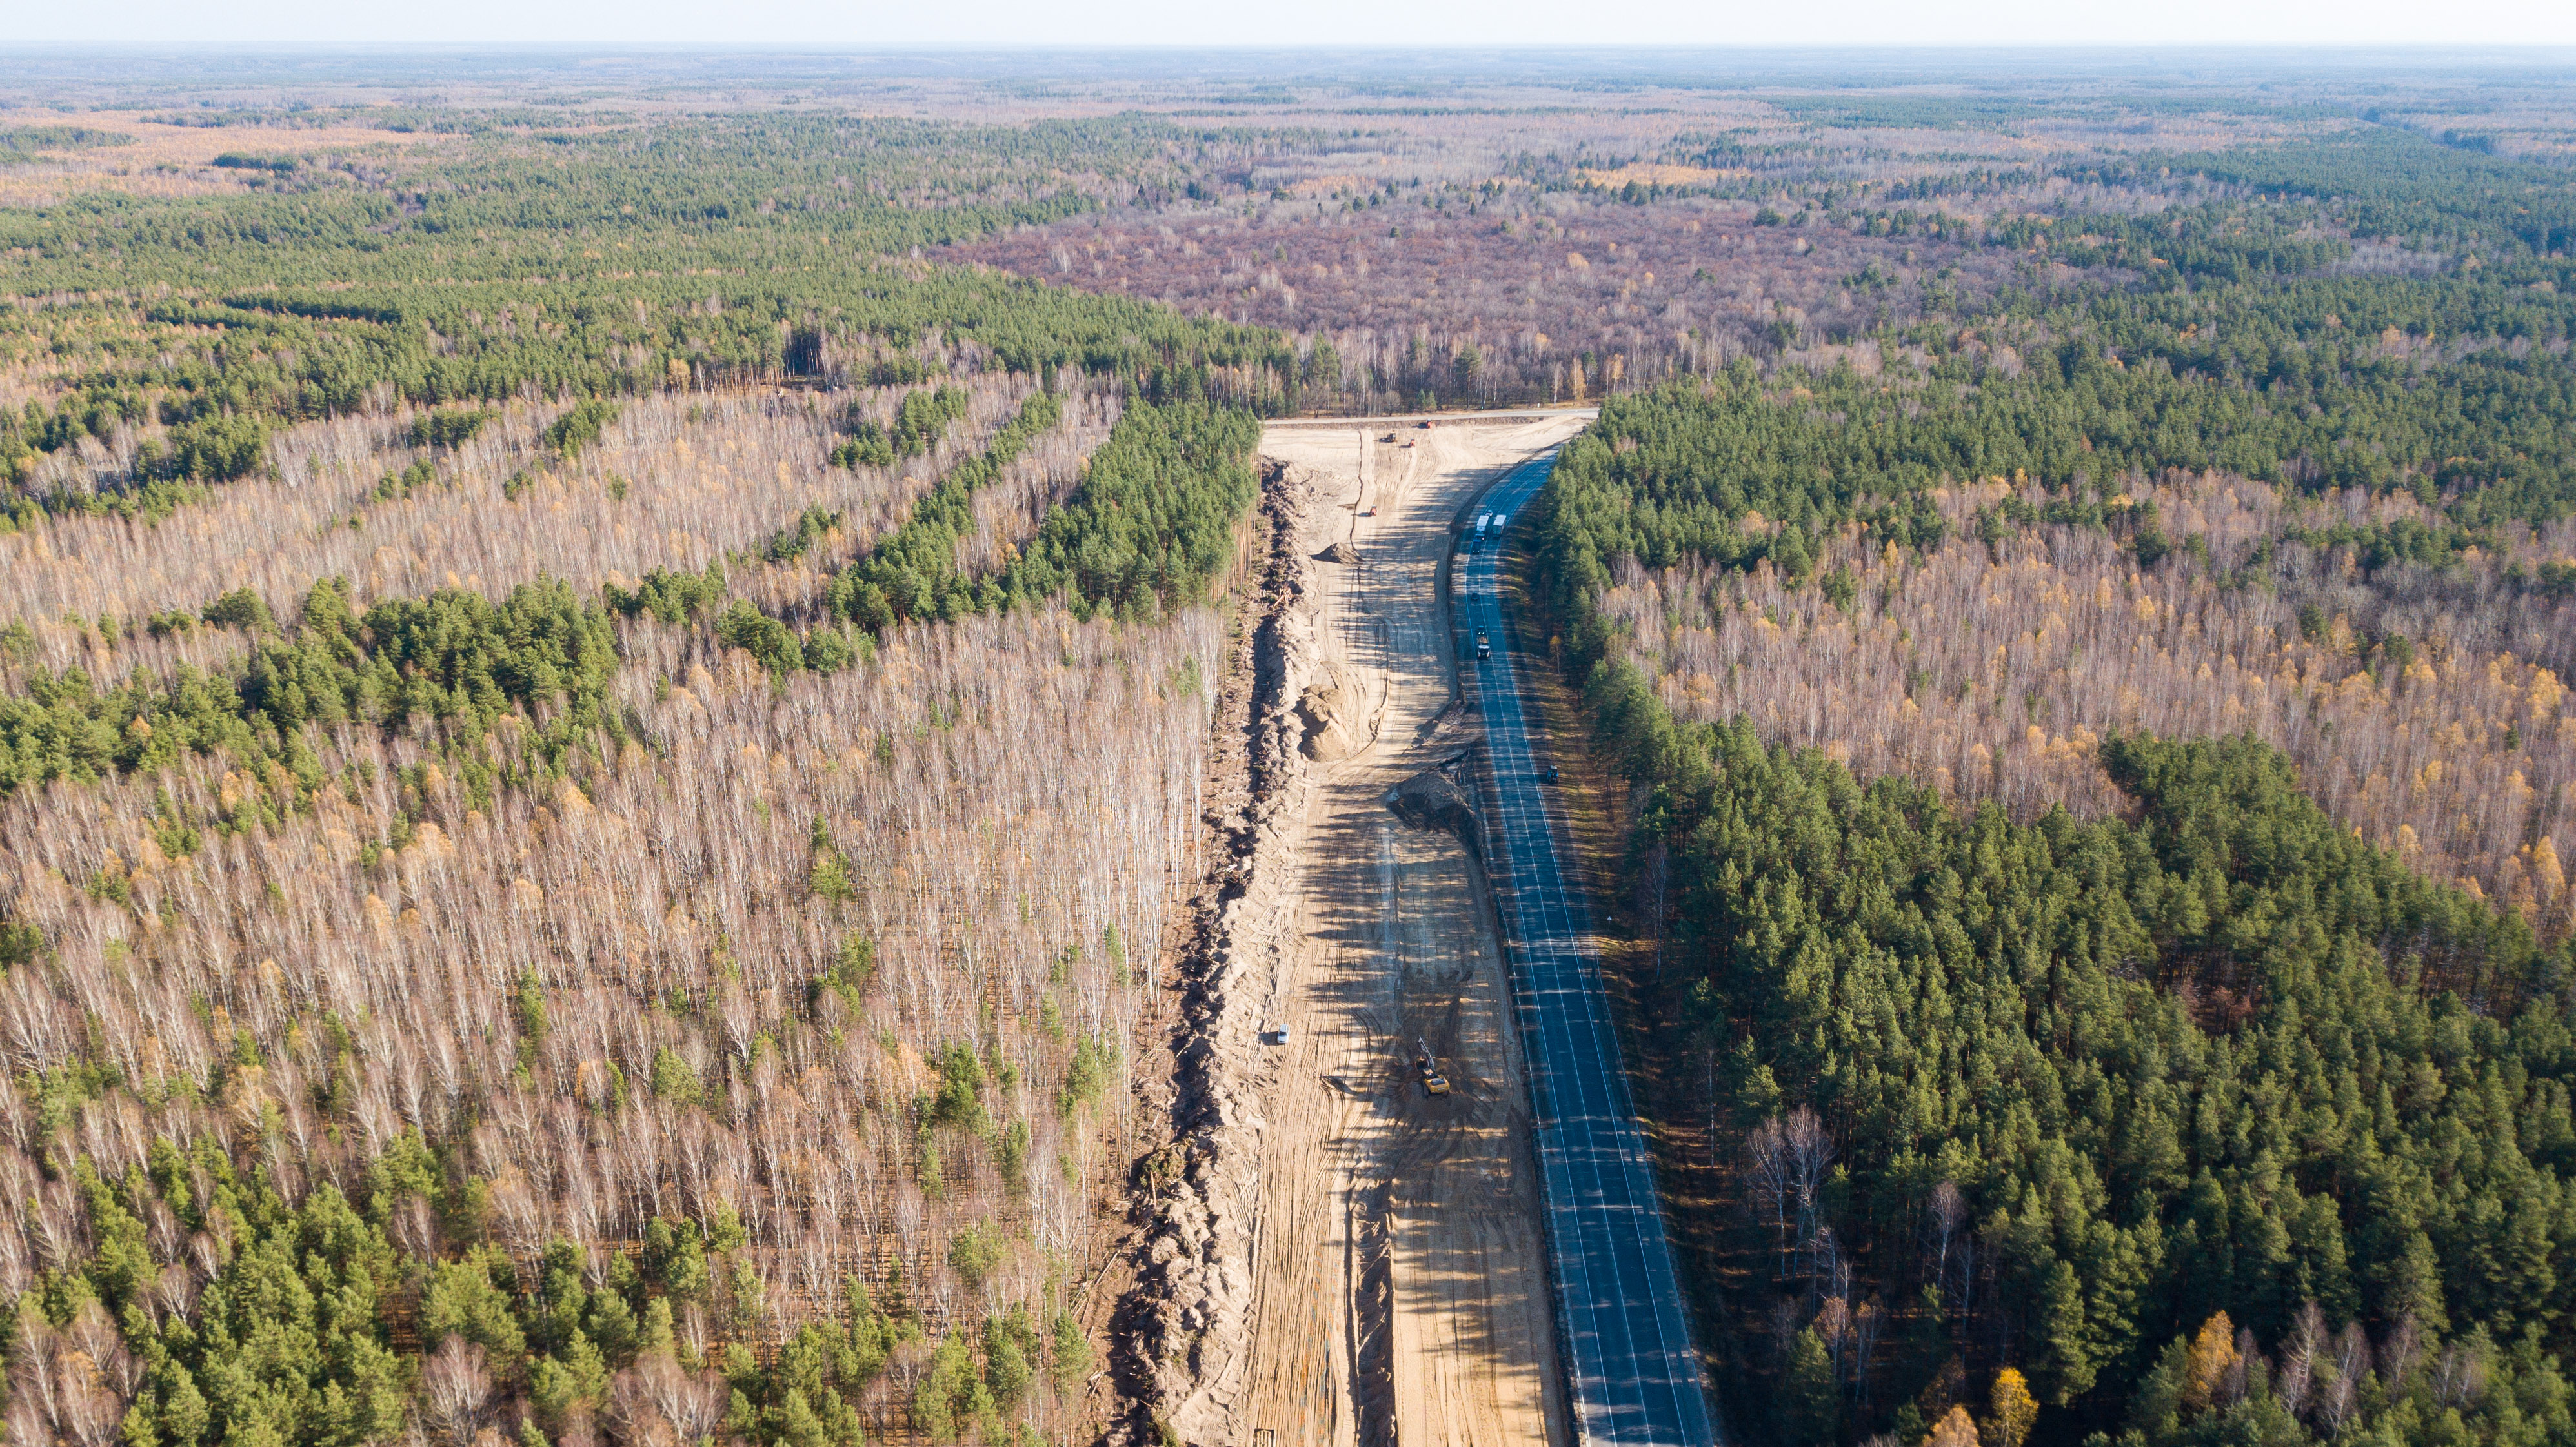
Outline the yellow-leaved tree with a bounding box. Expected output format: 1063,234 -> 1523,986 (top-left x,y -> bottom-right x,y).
1924,1403 -> 1980,1447
1989,1368 -> 2038,1447
2182,1311 -> 2243,1413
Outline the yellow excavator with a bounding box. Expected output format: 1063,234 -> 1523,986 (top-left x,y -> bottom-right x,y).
1416,1037 -> 1451,1097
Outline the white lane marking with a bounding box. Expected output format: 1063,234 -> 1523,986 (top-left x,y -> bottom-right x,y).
1472,459 -> 1716,1447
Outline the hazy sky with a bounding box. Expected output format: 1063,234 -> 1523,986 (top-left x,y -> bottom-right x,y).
11,0 -> 2576,48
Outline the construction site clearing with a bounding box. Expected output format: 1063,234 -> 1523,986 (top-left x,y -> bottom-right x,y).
1209,413 -> 1591,1447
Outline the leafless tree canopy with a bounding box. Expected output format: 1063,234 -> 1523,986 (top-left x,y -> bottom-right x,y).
1595,474 -> 2576,944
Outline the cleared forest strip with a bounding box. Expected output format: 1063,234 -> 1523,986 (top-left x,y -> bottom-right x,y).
1176,418 -> 1585,1447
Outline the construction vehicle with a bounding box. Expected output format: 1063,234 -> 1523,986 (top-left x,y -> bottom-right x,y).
1476,630 -> 1491,661
1416,1037 -> 1451,1097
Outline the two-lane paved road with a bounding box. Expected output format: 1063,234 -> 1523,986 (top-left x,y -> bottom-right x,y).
1458,450 -> 1718,1447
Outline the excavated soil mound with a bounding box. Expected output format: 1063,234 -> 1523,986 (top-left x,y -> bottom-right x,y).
1298,671 -> 1361,762
1109,457 -> 1323,1447
1385,765 -> 1483,862
1314,541 -> 1363,565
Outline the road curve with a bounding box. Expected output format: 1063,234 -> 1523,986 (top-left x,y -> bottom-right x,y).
1458,449 -> 1720,1447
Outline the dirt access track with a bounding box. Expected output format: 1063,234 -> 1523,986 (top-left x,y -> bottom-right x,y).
1228,413 -> 1589,1447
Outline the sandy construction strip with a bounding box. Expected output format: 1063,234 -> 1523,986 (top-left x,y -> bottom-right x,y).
1237,414 -> 1587,1447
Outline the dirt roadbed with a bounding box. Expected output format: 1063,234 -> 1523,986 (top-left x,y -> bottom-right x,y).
1104,415 -> 1587,1447
1247,419 -> 1598,1446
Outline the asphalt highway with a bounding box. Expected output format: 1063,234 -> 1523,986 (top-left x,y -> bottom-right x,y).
1456,449 -> 1718,1447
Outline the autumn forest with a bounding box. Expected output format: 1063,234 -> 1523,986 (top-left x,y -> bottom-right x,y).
0,43 -> 2573,1447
